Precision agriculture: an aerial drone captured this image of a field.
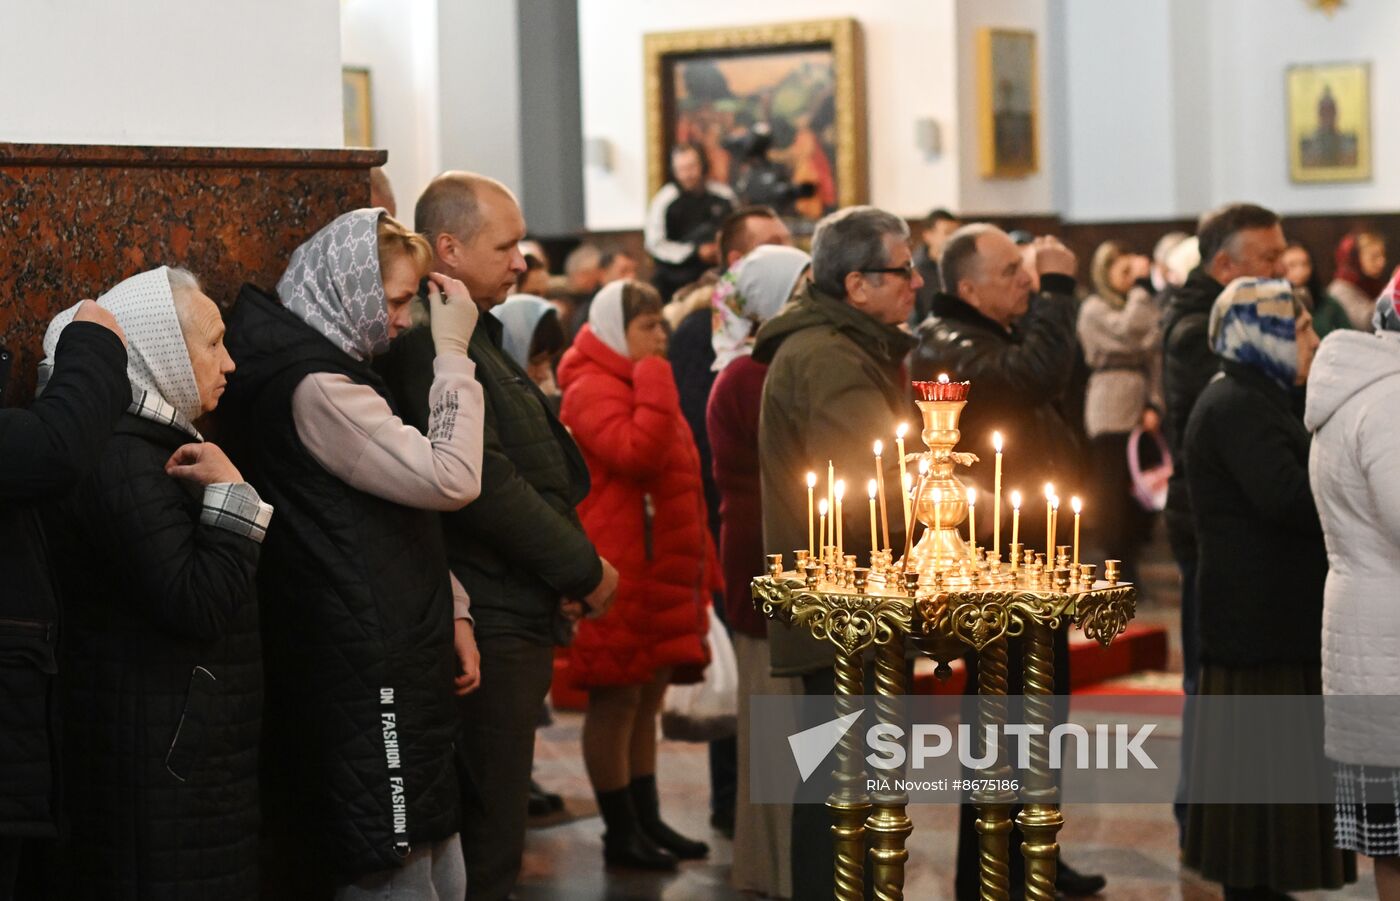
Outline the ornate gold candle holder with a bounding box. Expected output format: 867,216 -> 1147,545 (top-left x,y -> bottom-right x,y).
752,378 -> 1139,901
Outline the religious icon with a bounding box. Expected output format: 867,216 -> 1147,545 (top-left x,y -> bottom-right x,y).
1287,62 -> 1370,183
977,29 -> 1039,178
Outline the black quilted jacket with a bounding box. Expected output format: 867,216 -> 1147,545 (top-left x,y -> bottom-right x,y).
220,286 -> 459,883
0,322 -> 128,839
44,413 -> 263,900
377,312 -> 601,644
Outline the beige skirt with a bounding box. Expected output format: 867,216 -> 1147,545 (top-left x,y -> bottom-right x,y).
732,633 -> 802,899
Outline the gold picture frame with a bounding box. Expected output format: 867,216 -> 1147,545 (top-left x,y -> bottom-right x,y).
1286,62 -> 1370,183
977,28 -> 1039,179
643,18 -> 867,221
342,66 -> 374,148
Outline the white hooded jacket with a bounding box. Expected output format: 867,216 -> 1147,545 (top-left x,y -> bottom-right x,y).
1304,329 -> 1400,766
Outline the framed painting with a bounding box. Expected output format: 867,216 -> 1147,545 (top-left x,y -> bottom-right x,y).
1287,62 -> 1370,183
976,28 -> 1039,179
644,18 -> 866,223
342,66 -> 374,148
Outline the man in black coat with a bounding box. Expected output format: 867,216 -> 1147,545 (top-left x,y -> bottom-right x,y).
1158,201 -> 1284,845
378,171 -> 619,900
912,224 -> 1106,900
0,302 -> 127,896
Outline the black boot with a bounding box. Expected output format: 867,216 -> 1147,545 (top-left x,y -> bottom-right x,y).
595,786 -> 677,871
528,778 -> 564,816
1055,861 -> 1106,896
628,774 -> 709,860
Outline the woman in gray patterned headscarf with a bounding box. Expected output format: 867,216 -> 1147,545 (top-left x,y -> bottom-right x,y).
219,208 -> 488,897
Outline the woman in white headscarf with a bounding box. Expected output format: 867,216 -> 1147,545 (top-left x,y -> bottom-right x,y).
706,243 -> 810,898
489,293 -> 567,401
40,266 -> 274,899
556,279 -> 719,871
217,208 -> 485,898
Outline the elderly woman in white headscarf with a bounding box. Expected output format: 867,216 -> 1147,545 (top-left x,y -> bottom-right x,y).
704,243 -> 810,898
39,265 -> 273,899
217,208 -> 486,898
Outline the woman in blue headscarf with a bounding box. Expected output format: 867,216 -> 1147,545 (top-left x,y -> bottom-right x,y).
1181,277 -> 1354,899
489,294 -> 567,405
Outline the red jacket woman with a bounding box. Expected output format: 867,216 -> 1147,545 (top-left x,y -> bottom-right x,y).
558,311 -> 714,689
556,279 -> 716,870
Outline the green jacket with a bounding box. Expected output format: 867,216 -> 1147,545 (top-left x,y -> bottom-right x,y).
377,312 -> 603,644
753,283 -> 915,676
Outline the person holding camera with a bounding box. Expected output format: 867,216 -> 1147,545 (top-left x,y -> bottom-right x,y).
644,142 -> 736,302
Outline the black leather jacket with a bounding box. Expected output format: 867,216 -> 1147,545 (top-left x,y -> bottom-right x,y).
911,277 -> 1083,546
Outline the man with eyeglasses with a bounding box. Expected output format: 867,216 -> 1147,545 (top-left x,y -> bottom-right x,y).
913,224 -> 1107,900
751,205 -> 919,899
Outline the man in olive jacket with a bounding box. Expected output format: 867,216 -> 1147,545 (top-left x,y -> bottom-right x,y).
377,172 -> 618,900
753,205 -> 916,900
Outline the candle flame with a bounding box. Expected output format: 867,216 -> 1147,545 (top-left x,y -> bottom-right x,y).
1044,482 -> 1055,501
896,422 -> 908,439
873,439 -> 883,456
1011,490 -> 1022,509
806,471 -> 817,488
918,458 -> 930,475
835,479 -> 846,500
819,498 -> 829,515
967,487 -> 977,505
1052,495 -> 1061,510
937,372 -> 949,383
993,431 -> 1003,453
1071,496 -> 1082,514
903,472 -> 913,490
868,479 -> 877,499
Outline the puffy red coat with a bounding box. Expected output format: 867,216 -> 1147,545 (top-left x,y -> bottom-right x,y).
557,325 -> 715,688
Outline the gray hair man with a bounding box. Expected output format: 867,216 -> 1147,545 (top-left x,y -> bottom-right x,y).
751,205 -> 918,899
376,171 -> 619,900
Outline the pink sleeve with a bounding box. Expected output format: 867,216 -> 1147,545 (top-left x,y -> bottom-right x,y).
450,572 -> 472,623
291,356 -> 484,511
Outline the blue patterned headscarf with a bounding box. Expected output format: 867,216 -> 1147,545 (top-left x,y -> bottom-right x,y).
1208,277 -> 1304,390
278,208 -> 390,361
1374,268 -> 1400,334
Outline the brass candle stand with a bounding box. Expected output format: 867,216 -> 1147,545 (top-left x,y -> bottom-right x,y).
752,388 -> 1138,901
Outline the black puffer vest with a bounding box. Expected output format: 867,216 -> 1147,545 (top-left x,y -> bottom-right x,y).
219,286 -> 458,880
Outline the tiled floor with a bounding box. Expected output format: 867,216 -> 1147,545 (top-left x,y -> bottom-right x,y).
517,537 -> 1377,899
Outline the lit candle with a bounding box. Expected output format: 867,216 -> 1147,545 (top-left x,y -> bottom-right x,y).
806,472 -> 817,557
932,487 -> 943,569
867,480 -> 879,559
896,423 -> 910,539
1071,496 -> 1082,569
1044,483 -> 1055,558
992,432 -> 1003,556
1010,490 -> 1022,571
835,479 -> 846,558
873,440 -> 891,551
818,498 -> 828,561
1051,495 -> 1061,561
827,461 -> 835,551
967,487 -> 978,563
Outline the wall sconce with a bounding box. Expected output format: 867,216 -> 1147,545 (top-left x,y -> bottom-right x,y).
915,118 -> 942,158
585,137 -> 613,172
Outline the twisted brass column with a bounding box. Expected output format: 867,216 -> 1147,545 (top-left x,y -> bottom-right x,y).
829,648 -> 871,901
1016,621 -> 1063,901
973,636 -> 1016,901
866,639 -> 912,900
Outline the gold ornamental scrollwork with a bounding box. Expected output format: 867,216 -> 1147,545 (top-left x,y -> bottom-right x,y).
790,592 -> 912,656
1074,587 -> 1136,646
752,576 -> 806,626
